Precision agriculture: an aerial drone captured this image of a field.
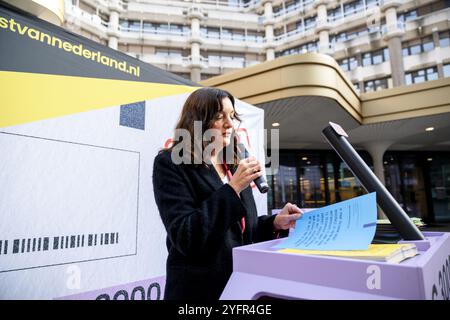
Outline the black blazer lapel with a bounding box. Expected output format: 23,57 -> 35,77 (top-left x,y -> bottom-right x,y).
196,164 -> 224,191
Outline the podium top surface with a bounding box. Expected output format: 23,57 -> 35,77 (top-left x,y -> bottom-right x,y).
224,232 -> 450,299
234,231 -> 447,268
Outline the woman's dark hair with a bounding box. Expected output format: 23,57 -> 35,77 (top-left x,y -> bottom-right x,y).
169,87 -> 242,166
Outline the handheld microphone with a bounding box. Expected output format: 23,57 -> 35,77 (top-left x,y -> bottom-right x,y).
237,143 -> 269,194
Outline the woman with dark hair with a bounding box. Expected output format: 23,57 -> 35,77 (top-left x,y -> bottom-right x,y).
152,87 -> 302,300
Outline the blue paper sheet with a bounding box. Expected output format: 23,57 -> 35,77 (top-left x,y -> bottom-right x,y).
273,192 -> 377,250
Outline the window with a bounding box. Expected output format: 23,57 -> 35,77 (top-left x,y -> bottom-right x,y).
346,26 -> 368,41
221,28 -> 233,40
119,19 -> 128,29
246,30 -> 264,43
285,0 -> 300,12
339,56 -> 358,71
202,27 -> 247,41
362,48 -> 389,66
201,27 -> 220,39
330,32 -> 347,43
295,21 -> 304,33
426,66 -> 439,81
405,67 -> 439,84
327,6 -> 342,21
444,64 -> 450,78
278,41 -> 317,56
362,53 -> 371,66
365,0 -> 380,9
417,1 -> 450,17
273,5 -> 282,14
422,36 -> 435,52
304,16 -> 316,30
339,58 -> 348,71
119,20 -> 141,31
403,37 -> 435,56
439,31 -> 450,47
410,43 -> 422,55
143,22 -> 156,33
155,48 -> 182,57
364,77 -> 388,92
207,52 -> 245,64
344,0 -> 364,17
414,69 -> 426,83
398,9 -> 418,22
405,73 -> 413,85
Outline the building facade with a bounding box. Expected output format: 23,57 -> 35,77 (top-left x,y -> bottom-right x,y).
28,0 -> 450,222
63,0 -> 450,88
6,0 -> 450,222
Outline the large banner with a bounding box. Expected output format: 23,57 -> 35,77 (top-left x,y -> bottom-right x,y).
0,3 -> 266,299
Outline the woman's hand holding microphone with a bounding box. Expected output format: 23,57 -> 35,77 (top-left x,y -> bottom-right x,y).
228,157 -> 303,232
228,156 -> 262,195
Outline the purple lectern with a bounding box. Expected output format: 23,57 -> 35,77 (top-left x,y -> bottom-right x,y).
220,232 -> 450,300
221,123 -> 450,300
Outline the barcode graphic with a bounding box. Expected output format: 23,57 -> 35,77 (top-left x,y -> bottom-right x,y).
0,232 -> 119,256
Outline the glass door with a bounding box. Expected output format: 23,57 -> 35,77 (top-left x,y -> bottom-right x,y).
429,155 -> 450,222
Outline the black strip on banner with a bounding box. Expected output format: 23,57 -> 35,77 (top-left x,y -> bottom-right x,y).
0,1 -> 198,86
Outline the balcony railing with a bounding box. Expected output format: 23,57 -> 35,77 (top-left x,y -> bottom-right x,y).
174,55 -> 258,69
119,25 -> 190,37
181,56 -> 209,69
66,4 -> 109,28
381,21 -> 405,35
182,0 -> 259,9
327,0 -> 381,23
260,0 -> 314,22
273,24 -> 315,43
143,54 -> 185,66
201,32 -> 264,43
273,2 -> 304,18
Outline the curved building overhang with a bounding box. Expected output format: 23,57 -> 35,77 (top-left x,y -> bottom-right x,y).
361,78 -> 450,124
202,53 -> 362,124
201,53 -> 450,151
4,0 -> 64,26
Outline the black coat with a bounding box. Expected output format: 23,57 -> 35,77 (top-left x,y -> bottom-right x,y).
152,150 -> 277,300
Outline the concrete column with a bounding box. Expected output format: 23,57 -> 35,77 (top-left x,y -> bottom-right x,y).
363,141 -> 393,219
432,27 -> 440,47
433,28 -> 444,78
387,37 -> 405,86
190,67 -> 201,83
191,17 -> 200,38
263,0 -> 273,19
187,7 -> 205,82
355,51 -> 363,70
319,29 -> 330,53
190,41 -> 201,82
108,36 -> 118,50
437,63 -> 444,78
316,1 -> 328,20
191,41 -> 200,65
266,48 -> 275,61
315,1 -> 331,54
359,80 -> 365,93
381,0 -> 405,87
353,51 -> 364,92
109,10 -> 119,29
384,7 -> 397,27
263,0 -> 275,61
265,23 -> 274,41
107,10 -> 119,50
